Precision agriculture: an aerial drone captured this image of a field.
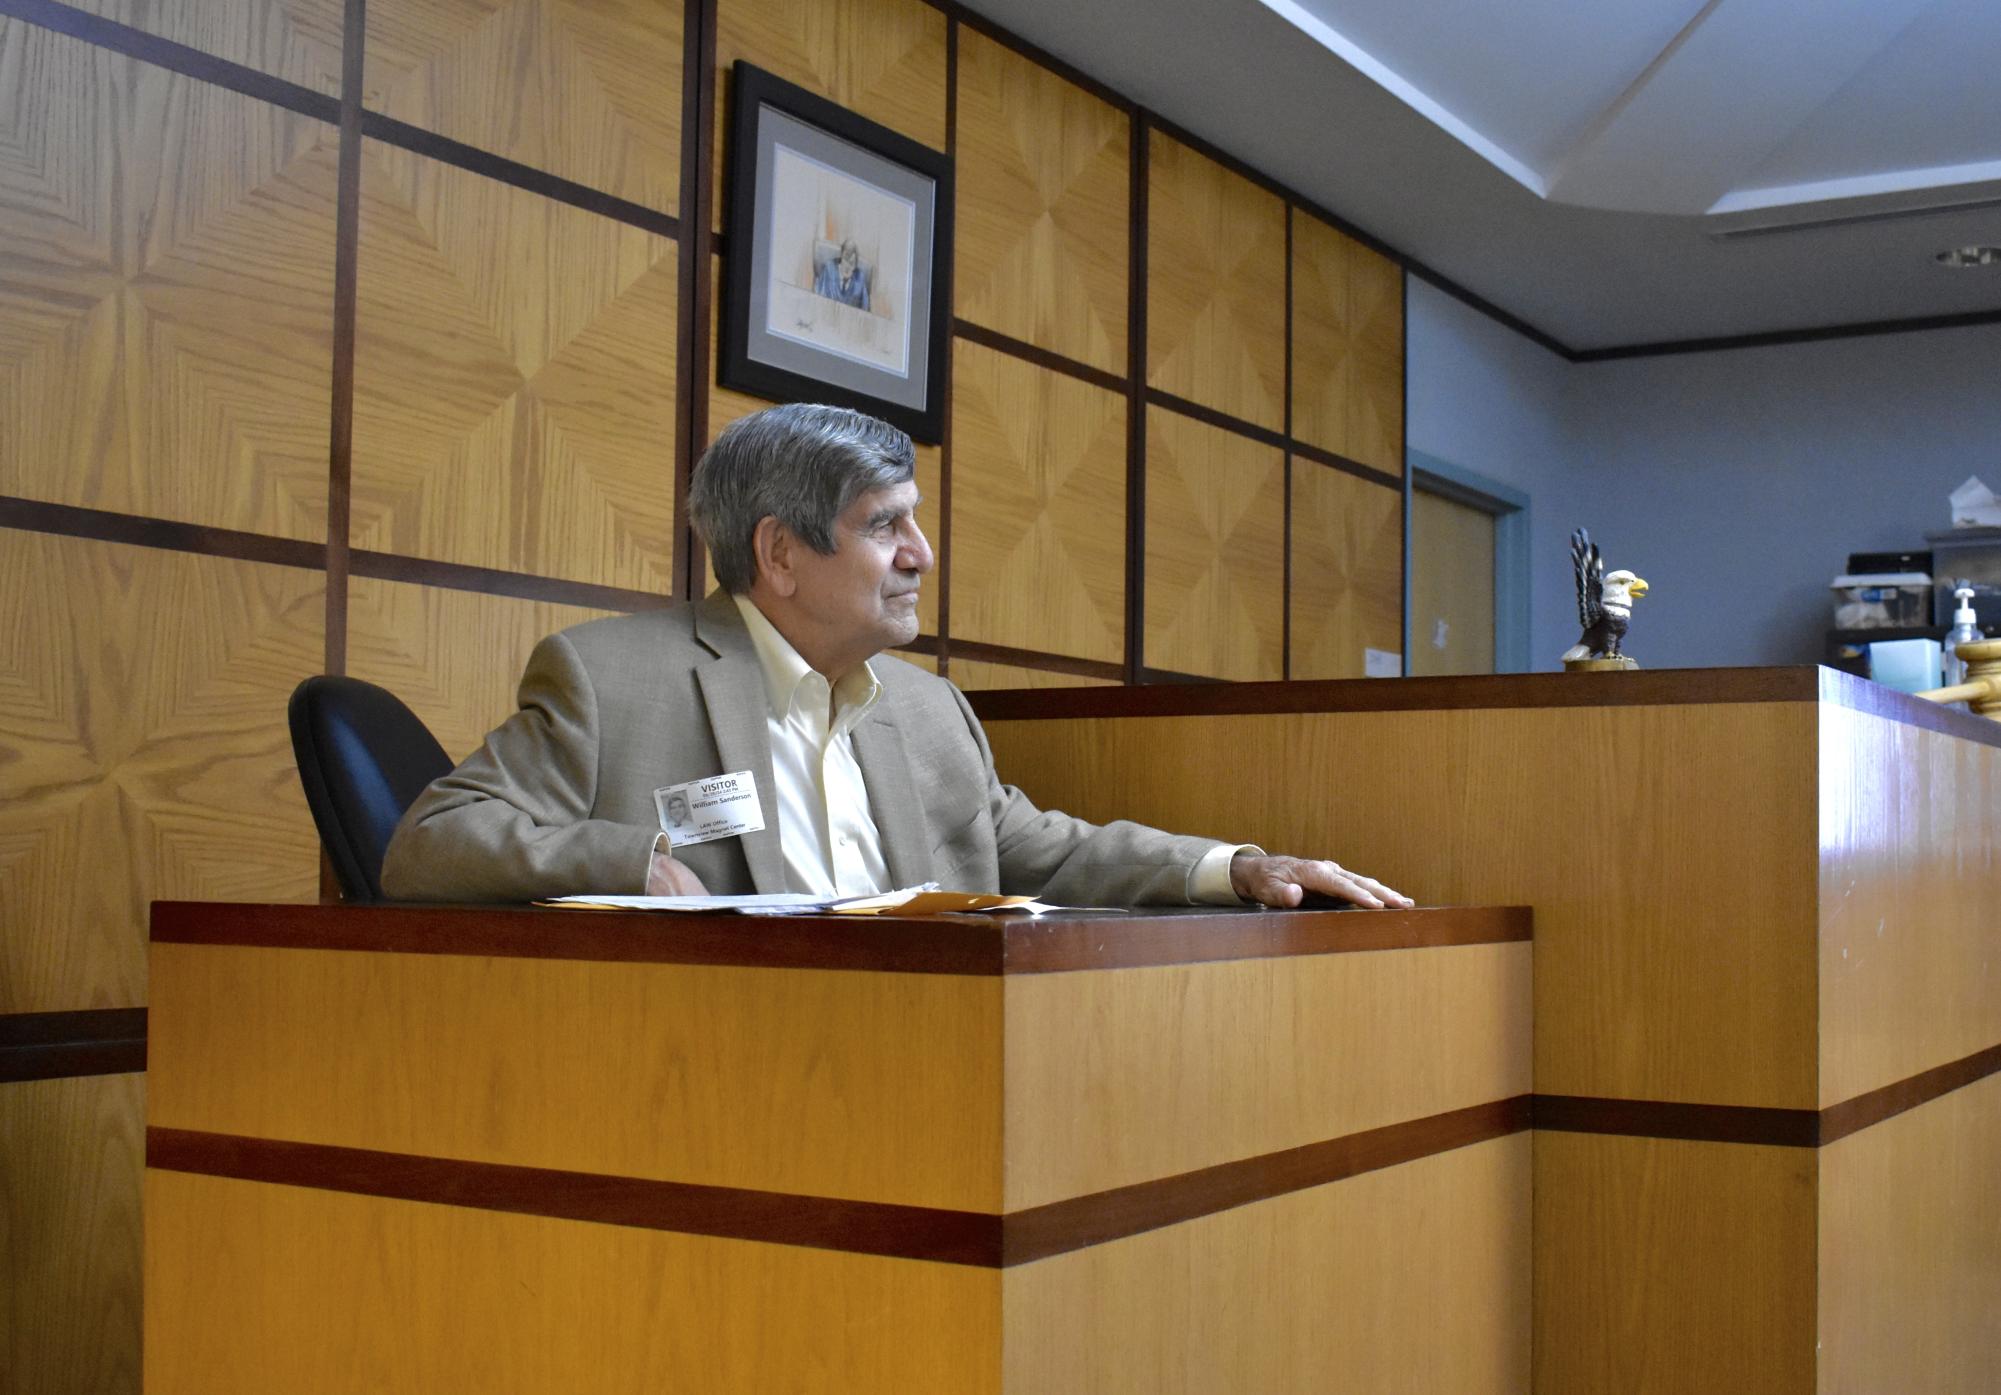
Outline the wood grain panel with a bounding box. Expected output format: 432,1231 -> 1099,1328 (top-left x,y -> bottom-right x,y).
350,140 -> 679,592
364,0 -> 683,215
953,27 -> 1127,375
58,0 -> 346,93
0,532 -> 323,1015
1818,1072 -> 2001,1395
0,1073 -> 146,1395
706,258 -> 940,631
1288,463 -> 1402,680
0,22 -> 338,541
950,341 -> 1124,663
1291,213 -> 1403,475
147,944 -> 1005,1211
950,660 -> 1114,691
1003,1132 -> 1530,1394
713,0 -> 948,223
1143,408 -> 1285,681
1145,134 -> 1286,430
1410,488 -> 1496,676
145,1169 -> 1000,1394
344,577 -> 617,763
981,702 -> 1822,1106
1534,1131 -> 1816,1395
1818,704 -> 2001,1106
1002,942 -> 1529,1209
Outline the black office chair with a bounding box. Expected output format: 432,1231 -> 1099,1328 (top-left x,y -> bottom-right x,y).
288,676 -> 453,901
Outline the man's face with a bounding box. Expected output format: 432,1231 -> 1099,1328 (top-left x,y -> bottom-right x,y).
838,244 -> 858,280
666,793 -> 691,824
781,480 -> 931,674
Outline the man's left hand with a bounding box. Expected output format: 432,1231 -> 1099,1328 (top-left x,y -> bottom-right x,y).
1230,853 -> 1413,910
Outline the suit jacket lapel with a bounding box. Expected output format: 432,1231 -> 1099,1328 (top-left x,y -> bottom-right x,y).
853,706 -> 934,891
691,594 -> 786,895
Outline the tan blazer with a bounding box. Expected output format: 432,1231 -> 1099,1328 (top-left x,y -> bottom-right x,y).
380,594 -> 1222,904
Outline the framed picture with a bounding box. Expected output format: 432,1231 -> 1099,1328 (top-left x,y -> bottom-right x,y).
720,62 -> 954,443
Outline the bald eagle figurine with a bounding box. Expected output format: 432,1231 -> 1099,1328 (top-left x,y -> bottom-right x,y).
1562,528 -> 1648,663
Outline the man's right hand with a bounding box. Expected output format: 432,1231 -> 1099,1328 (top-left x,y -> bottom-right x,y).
646,850 -> 709,896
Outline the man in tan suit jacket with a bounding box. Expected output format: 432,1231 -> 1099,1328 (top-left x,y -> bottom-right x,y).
382,404 -> 1408,911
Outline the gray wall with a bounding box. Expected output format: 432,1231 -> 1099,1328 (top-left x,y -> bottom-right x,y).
1407,277 -> 2001,670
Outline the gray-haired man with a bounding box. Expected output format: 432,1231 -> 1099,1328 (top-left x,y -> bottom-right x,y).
382,404 -> 1408,910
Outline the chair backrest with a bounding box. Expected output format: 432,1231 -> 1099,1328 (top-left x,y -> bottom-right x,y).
288,676 -> 453,901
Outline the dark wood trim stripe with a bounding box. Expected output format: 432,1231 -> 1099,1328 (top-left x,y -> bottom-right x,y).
348,551 -> 671,613
1125,114 -> 1150,686
1533,1094 -> 1821,1148
952,320 -> 1128,395
0,1009 -> 148,1083
1005,1096 -> 1530,1263
937,19 -> 959,678
1293,439 -> 1403,491
1146,386 -> 1288,451
145,1099 -> 1528,1266
358,112 -> 680,240
149,901 -> 1529,974
1574,304 -> 2001,363
324,0 -> 364,680
1139,665 -> 1230,685
1818,1042 -> 2001,1145
946,639 -> 1125,682
923,0 -> 1138,115
146,1128 -> 1005,1267
0,0 -> 341,122
971,664 -> 1831,721
0,497 -> 325,571
673,0 -> 719,604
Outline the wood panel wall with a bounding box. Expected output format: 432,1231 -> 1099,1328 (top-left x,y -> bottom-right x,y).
0,0 -> 1410,1388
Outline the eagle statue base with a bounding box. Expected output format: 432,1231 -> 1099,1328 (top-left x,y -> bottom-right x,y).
1564,655 -> 1639,673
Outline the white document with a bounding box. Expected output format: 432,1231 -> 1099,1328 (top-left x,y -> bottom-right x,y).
653,770 -> 764,849
542,884 -> 938,914
1364,648 -> 1402,678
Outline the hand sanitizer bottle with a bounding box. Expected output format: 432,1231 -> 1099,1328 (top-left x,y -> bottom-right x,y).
1942,584 -> 1981,690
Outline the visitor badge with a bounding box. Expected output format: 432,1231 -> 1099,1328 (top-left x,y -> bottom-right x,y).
653,771 -> 765,849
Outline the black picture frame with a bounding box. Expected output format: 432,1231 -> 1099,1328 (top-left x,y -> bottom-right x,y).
719,62 -> 954,443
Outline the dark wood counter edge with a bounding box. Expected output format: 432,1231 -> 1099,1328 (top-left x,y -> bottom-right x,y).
0,1008 -> 148,1083
148,902 -> 1530,974
1538,1041 -> 2001,1147
145,1098 -> 1530,1268
967,665 -> 2001,750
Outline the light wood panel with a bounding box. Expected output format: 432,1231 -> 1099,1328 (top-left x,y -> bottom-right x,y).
950,660 -> 1114,691
1143,408 -> 1285,681
344,578 -> 617,763
1002,943 -> 1529,1209
148,945 -> 1006,1210
1291,213 -> 1403,476
1410,489 -> 1496,676
1818,1072 -> 2001,1395
1003,1132 -> 1531,1395
0,1073 -> 146,1395
953,28 -> 1128,375
1534,1131 -> 1817,1395
950,341 -> 1125,664
1288,463 -> 1402,680
0,22 -> 338,541
365,0 -> 683,215
706,257 -> 941,632
145,1169 -> 1000,1394
714,0 -> 948,222
350,141 -> 679,592
982,702 -> 1822,1105
1817,704 -> 2001,1105
0,532 -> 323,1015
1145,134 -> 1286,430
58,0 -> 346,94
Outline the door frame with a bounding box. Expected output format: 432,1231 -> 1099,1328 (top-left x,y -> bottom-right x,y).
1405,450 -> 1531,674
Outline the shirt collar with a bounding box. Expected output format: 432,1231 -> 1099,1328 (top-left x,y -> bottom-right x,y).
731,593 -> 881,728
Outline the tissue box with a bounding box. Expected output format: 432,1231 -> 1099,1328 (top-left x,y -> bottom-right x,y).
1866,638 -> 1941,693
1831,572 -> 1931,630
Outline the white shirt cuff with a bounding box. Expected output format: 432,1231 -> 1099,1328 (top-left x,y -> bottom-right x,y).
1189,843 -> 1264,905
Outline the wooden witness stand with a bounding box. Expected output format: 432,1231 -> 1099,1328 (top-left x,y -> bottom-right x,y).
145,901 -> 1535,1392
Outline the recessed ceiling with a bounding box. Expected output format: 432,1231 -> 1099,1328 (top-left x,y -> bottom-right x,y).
961,0 -> 2001,350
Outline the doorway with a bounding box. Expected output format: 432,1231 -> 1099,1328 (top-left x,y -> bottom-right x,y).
1406,452 -> 1529,676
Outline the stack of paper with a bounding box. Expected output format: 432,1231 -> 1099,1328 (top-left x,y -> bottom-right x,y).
539,885 -> 1064,915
